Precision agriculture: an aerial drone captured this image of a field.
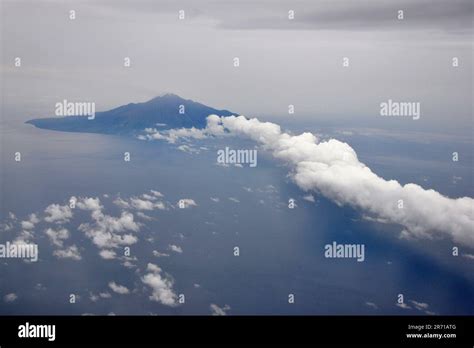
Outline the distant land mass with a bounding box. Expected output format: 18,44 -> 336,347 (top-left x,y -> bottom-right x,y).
26,94 -> 237,135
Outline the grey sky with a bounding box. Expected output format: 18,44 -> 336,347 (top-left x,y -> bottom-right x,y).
1,0 -> 472,132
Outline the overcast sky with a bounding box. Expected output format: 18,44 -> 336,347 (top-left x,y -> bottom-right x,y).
1,0 -> 472,132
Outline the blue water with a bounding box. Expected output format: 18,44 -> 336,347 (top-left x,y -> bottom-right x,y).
0,119 -> 473,315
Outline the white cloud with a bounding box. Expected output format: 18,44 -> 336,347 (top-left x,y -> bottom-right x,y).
147,263 -> 162,273
20,221 -> 35,230
53,245 -> 82,260
303,194 -> 315,203
99,249 -> 117,260
114,197 -> 165,211
150,190 -> 164,198
228,197 -> 240,203
130,197 -> 155,210
142,127 -> 208,144
44,204 -> 72,223
197,115 -> 474,248
153,250 -> 170,257
122,260 -> 136,269
45,227 -> 70,247
4,293 -> 18,302
21,214 -> 40,230
141,193 -> 156,201
365,301 -> 378,310
411,300 -> 429,311
79,211 -> 139,249
140,114 -> 231,144
177,144 -> 200,154
169,244 -> 183,253
210,303 -> 231,316
13,230 -> 35,244
154,202 -> 166,210
113,197 -> 130,209
396,302 -> 411,310
210,197 -> 220,202
399,229 -> 416,241
462,253 -> 474,260
136,212 -> 153,221
76,197 -> 103,211
0,222 -> 14,232
108,281 -> 130,295
141,263 -> 178,307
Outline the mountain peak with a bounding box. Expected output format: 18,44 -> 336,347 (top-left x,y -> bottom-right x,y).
161,92 -> 181,98
151,92 -> 184,101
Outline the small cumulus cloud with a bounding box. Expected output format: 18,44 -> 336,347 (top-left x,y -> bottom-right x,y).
20,214 -> 40,230
169,244 -> 183,254
75,197 -> 103,211
4,293 -> 18,303
153,250 -> 170,257
53,245 -> 82,260
210,303 -> 231,316
150,190 -> 164,198
44,204 -> 72,223
99,249 -> 117,260
79,211 -> 139,250
45,227 -> 70,248
303,194 -> 315,203
141,263 -> 178,307
136,212 -> 154,221
177,144 -> 200,154
108,281 -> 130,295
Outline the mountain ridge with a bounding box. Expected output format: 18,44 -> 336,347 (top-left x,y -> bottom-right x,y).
26,94 -> 237,135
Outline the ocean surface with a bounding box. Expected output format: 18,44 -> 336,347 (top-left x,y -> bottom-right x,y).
1,117 -> 473,315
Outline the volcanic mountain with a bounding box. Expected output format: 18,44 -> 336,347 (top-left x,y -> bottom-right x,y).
26,94 -> 237,135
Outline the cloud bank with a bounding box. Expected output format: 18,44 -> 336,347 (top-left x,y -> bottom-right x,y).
147,115 -> 474,247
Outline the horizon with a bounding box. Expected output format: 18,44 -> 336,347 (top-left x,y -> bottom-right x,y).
1,0 -> 472,134
11,91 -> 472,138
